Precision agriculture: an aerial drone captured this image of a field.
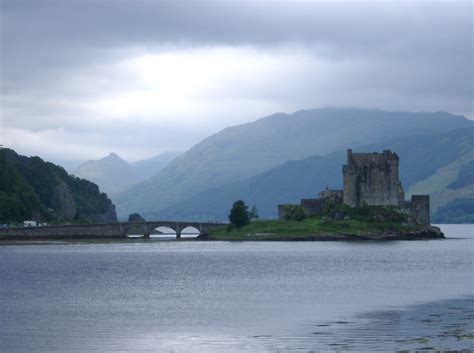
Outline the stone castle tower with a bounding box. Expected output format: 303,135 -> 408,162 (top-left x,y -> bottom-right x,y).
278,148 -> 430,224
343,149 -> 405,207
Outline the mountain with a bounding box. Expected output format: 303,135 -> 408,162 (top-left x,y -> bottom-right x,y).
115,108 -> 473,218
73,151 -> 181,196
150,127 -> 474,221
0,148 -> 117,224
131,151 -> 181,179
433,199 -> 474,223
408,150 -> 474,223
73,153 -> 139,196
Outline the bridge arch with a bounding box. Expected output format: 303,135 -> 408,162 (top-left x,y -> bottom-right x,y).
181,226 -> 200,238
151,226 -> 177,238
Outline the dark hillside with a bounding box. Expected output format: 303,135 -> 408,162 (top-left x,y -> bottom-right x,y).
0,149 -> 117,224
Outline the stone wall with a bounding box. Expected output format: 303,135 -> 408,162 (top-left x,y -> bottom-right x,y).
343,149 -> 404,207
318,189 -> 344,202
410,195 -> 430,225
301,199 -> 325,216
278,190 -> 344,219
399,195 -> 430,225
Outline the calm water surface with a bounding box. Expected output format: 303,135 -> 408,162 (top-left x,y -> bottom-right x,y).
0,224 -> 473,352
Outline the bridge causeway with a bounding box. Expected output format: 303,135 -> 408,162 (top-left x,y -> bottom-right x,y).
0,221 -> 225,240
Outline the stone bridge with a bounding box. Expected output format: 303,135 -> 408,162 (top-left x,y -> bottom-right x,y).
0,221 -> 226,240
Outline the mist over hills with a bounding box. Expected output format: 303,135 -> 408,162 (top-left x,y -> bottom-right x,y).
114,108 -> 473,219
74,153 -> 139,196
73,151 -> 181,196
131,151 -> 182,179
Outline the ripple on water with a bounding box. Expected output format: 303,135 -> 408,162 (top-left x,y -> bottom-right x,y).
286,296 -> 474,352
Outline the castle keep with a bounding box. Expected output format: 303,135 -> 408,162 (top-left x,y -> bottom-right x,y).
278,149 -> 430,224
343,150 -> 405,207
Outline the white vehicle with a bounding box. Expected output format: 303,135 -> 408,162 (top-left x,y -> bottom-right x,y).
23,220 -> 37,227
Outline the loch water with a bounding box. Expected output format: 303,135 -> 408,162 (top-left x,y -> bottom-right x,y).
0,224 -> 473,352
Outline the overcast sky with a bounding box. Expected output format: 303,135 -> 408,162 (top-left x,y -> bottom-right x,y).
0,0 -> 472,165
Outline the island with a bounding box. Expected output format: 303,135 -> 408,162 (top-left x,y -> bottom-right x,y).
200,206 -> 444,241
201,149 -> 445,241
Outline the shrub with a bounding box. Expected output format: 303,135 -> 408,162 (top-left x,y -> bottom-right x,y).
249,205 -> 259,220
346,205 -> 408,223
283,205 -> 307,221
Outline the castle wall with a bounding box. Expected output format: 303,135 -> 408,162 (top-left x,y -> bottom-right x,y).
278,204 -> 292,219
343,164 -> 359,207
399,195 -> 430,225
301,199 -> 325,216
343,149 -> 404,207
318,189 -> 344,202
410,195 -> 430,225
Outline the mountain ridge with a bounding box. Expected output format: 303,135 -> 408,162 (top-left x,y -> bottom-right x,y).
147,127 -> 474,221
73,151 -> 181,197
115,108 -> 474,218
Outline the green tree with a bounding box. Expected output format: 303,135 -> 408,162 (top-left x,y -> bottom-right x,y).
128,213 -> 145,222
283,205 -> 307,221
228,200 -> 250,228
249,205 -> 259,220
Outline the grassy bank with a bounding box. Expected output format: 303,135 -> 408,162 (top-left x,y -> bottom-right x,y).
207,216 -> 430,241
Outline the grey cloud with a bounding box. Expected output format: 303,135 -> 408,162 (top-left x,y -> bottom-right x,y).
2,1 -> 471,93
2,1 -> 471,66
0,0 -> 472,164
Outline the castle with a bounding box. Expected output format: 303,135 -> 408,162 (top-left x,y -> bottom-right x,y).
278,149 -> 430,224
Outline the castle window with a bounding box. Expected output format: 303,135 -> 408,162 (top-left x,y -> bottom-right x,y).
361,166 -> 368,182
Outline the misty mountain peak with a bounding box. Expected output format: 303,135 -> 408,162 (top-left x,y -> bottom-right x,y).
105,152 -> 122,161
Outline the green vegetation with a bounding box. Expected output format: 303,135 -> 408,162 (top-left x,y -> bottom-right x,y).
433,198 -> 474,223
210,206 -> 423,241
283,204 -> 307,221
228,200 -> 250,228
407,148 -> 474,218
447,160 -> 474,189
336,204 -> 409,223
0,148 -> 116,224
248,205 -> 259,220
128,213 -> 145,222
0,152 -> 44,224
